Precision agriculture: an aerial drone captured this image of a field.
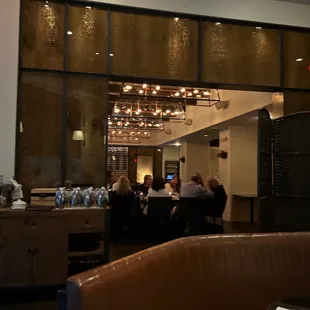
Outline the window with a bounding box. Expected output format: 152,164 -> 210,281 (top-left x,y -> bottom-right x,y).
110,12 -> 199,80
22,0 -> 64,70
284,30 -> 310,89
67,5 -> 108,73
19,72 -> 63,194
202,22 -> 281,86
66,75 -> 107,187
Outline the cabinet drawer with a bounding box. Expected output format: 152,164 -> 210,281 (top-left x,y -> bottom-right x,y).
67,213 -> 105,233
23,217 -> 64,232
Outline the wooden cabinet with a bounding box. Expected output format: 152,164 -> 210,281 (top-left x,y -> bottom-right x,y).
32,230 -> 68,285
0,208 -> 109,288
0,231 -> 33,287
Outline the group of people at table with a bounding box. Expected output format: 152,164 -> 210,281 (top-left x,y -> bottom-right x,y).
107,172 -> 227,240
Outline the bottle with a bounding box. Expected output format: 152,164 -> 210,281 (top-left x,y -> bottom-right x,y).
69,188 -> 82,208
55,187 -> 66,209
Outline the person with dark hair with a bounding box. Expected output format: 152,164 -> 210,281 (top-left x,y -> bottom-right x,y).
137,174 -> 153,195
181,173 -> 214,198
143,177 -> 170,215
165,174 -> 181,197
107,171 -> 116,190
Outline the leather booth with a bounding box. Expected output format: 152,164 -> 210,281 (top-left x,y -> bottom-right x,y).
66,233 -> 310,310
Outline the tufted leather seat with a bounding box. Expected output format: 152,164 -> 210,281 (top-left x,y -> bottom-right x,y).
67,233 -> 310,310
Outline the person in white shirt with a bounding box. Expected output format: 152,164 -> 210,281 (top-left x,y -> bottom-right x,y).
143,177 -> 170,215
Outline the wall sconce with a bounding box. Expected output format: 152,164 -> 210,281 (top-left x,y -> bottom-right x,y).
72,130 -> 84,141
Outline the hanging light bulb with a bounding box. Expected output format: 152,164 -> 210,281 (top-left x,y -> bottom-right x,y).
139,89 -> 144,94
152,90 -> 157,95
175,92 -> 180,97
156,86 -> 160,90
142,84 -> 147,89
180,88 -> 186,93
193,89 -> 199,94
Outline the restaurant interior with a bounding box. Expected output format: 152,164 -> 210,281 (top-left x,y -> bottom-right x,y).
1,0 -> 310,309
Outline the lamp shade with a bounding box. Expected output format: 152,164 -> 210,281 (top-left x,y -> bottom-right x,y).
72,130 -> 84,141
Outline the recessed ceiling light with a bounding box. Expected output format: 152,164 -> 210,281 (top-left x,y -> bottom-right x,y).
180,88 -> 186,93
95,52 -> 99,55
67,31 -> 73,35
215,22 -> 221,26
204,134 -> 209,137
296,58 -> 303,62
86,6 -> 91,9
142,84 -> 147,89
125,85 -> 132,90
175,142 -> 181,146
109,53 -> 114,57
256,27 -> 262,30
203,91 -> 210,96
174,17 -> 179,21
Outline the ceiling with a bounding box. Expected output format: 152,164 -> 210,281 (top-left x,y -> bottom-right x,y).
276,0 -> 310,5
165,110 -> 259,146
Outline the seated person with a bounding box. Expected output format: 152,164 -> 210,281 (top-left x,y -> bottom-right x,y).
143,177 -> 170,215
206,176 -> 227,214
109,176 -> 135,241
206,176 -> 227,198
181,173 -> 214,198
107,171 -> 116,190
137,175 -> 153,196
165,174 -> 181,197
